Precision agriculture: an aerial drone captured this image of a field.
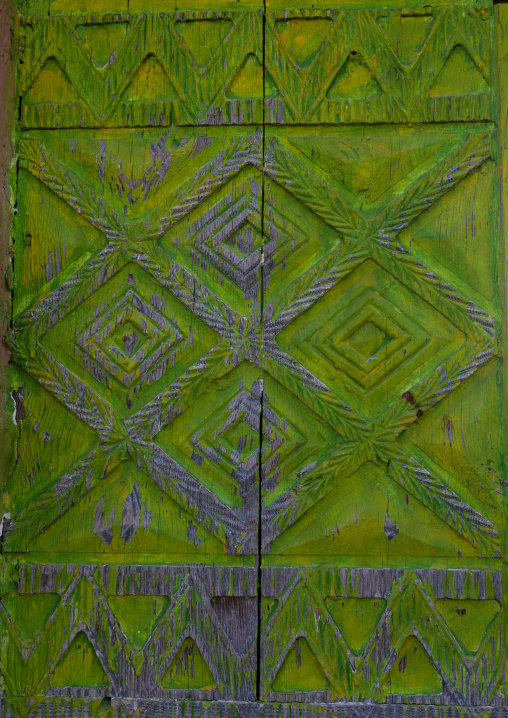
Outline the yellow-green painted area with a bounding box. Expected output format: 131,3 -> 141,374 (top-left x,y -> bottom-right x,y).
326,598 -> 386,654
385,637 -> 442,696
434,599 -> 501,654
161,638 -> 216,690
2,593 -> 60,641
50,633 -> 111,688
106,595 -> 170,649
2,2 -> 505,709
273,638 -> 330,693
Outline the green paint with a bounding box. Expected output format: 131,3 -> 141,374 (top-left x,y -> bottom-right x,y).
106,595 -> 170,649
24,58 -> 76,105
271,462 -> 479,558
429,45 -> 489,98
261,598 -> 279,629
375,12 -> 434,64
50,633 -> 110,689
384,636 -> 442,696
275,18 -> 332,67
123,55 -> 178,103
435,599 -> 501,654
2,593 -> 60,641
175,19 -> 233,67
2,1 -> 505,708
277,259 -> 464,420
326,598 -> 386,655
227,55 -> 267,100
76,22 -> 130,68
327,53 -> 382,100
161,638 -> 215,690
273,638 -> 329,693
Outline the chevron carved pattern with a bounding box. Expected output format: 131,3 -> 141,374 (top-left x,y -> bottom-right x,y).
18,7 -> 493,128
5,0 -> 506,712
18,12 -> 264,128
260,568 -> 504,705
265,6 -> 492,124
0,565 -> 258,709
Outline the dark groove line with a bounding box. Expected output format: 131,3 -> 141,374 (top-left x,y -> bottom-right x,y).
255,3 -> 267,702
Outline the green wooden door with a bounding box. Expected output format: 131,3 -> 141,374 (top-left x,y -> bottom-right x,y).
1,0 -> 507,713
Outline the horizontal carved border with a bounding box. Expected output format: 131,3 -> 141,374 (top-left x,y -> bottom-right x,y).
0,566 -> 504,709
2,699 -> 508,718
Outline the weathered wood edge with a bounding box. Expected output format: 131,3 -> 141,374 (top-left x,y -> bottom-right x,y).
494,2 -> 508,689
2,699 -> 508,717
0,0 -> 17,539
0,0 -> 504,710
265,0 -> 491,7
13,0 -> 492,18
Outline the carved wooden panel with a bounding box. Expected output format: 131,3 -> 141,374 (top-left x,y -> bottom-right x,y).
18,11 -> 265,127
0,565 -> 258,707
1,0 -> 507,715
264,7 -> 493,124
260,568 -> 503,703
260,125 -> 501,561
8,129 -> 263,558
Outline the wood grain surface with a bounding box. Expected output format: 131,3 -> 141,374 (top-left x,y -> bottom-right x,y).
0,1 -> 506,714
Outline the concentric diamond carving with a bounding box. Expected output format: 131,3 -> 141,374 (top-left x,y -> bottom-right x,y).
156,364 -> 262,509
43,264 -> 217,415
261,375 -> 341,504
346,320 -> 391,359
276,260 -> 465,420
159,167 -> 338,313
190,378 -> 262,496
76,290 -> 184,388
4,7 -> 507,708
9,126 -> 499,568
160,170 -> 264,313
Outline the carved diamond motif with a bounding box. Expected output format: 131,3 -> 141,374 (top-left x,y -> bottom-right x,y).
261,403 -> 309,484
43,265 -> 217,415
261,375 -> 341,504
76,290 -> 185,388
156,365 -> 263,507
159,167 -> 337,312
277,260 -> 465,419
111,321 -> 147,357
191,383 -> 261,488
321,292 -> 421,392
160,172 -> 266,313
346,321 -> 391,359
